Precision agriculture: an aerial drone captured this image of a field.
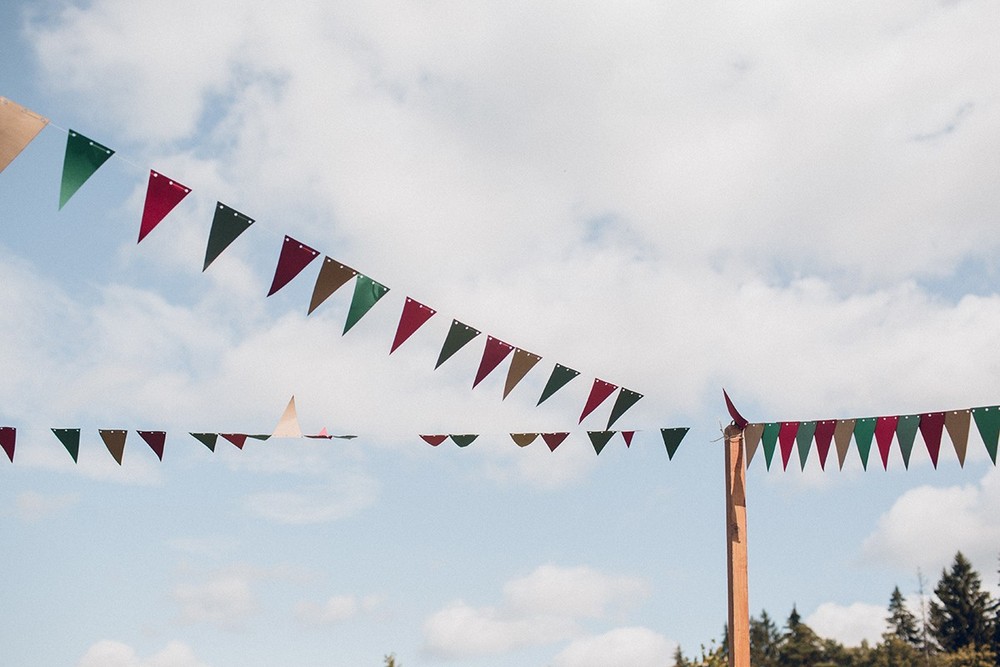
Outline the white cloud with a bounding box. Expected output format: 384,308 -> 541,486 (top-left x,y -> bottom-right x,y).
295,594 -> 383,625
422,564 -> 649,659
242,472 -> 378,524
862,467 -> 1000,573
77,640 -> 209,667
551,627 -> 676,667
172,572 -> 256,629
805,602 -> 887,647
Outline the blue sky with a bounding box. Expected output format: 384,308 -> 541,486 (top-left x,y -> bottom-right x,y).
2,2 -> 1000,666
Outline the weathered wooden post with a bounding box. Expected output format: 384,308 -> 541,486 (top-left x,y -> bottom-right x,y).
724,424 -> 750,667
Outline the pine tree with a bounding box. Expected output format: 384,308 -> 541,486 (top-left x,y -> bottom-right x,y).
888,585 -> 922,646
779,605 -> 825,667
673,645 -> 692,667
750,609 -> 781,667
929,552 -> 997,652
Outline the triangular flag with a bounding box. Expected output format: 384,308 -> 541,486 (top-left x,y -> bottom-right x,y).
268,236 -> 319,296
778,422 -> 799,471
344,274 -> 390,334
607,388 -> 643,429
874,416 -> 899,470
621,431 -> 635,447
390,298 -> 436,353
833,419 -> 855,469
761,422 -> 780,470
0,97 -> 48,173
854,418 -> 877,470
723,389 -> 749,430
203,202 -> 254,270
248,434 -> 271,441
813,420 -> 836,471
59,130 -> 114,209
138,170 -> 191,243
542,432 -> 569,452
588,431 -> 615,455
972,406 -> 1000,465
579,379 -> 618,423
944,409 -> 971,467
52,428 -> 81,462
308,257 -> 357,314
420,435 -> 447,446
435,320 -> 481,368
744,423 -> 764,466
190,432 -> 218,452
503,348 -> 542,399
796,421 -> 816,470
473,336 -> 514,388
272,396 -> 302,438
0,427 -> 15,462
221,433 -> 248,449
510,433 -> 538,447
919,412 -> 946,468
660,427 -> 688,459
537,364 -> 580,405
450,434 -> 478,447
896,415 -> 920,469
99,429 -> 127,465
137,430 -> 166,461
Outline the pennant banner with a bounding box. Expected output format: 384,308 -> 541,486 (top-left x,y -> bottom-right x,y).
473,336 -> 514,388
896,415 -> 920,469
510,433 -> 538,447
579,379 -> 618,423
138,170 -> 191,243
435,320 -> 481,369
203,202 -> 254,271
138,430 -> 166,461
272,396 -> 302,438
537,364 -> 580,405
308,257 -> 356,314
221,433 -> 248,449
420,435 -> 448,446
621,431 -> 635,447
660,428 -> 688,460
813,420 -> 836,471
99,429 -> 127,465
52,428 -> 81,462
796,421 -> 816,471
0,427 -> 15,462
503,348 -> 542,399
450,434 -> 478,447
588,430 -> 615,455
972,407 -> 1000,465
268,236 -> 319,296
59,130 -> 114,209
607,388 -> 643,429
344,274 -> 389,334
542,432 -> 569,452
778,422 -> 798,471
0,96 -> 48,174
390,298 -> 436,353
190,432 -> 218,452
874,416 -> 898,470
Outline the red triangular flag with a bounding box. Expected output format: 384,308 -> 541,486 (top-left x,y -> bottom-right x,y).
579,379 -> 618,423
919,412 -> 946,468
813,420 -> 836,471
221,433 -> 248,449
0,427 -> 15,462
542,432 -> 570,452
723,389 -> 749,430
391,298 -> 436,353
874,416 -> 899,470
267,236 -> 320,296
420,435 -> 447,446
473,336 -> 514,388
621,431 -> 635,448
778,422 -> 799,471
138,170 -> 191,243
137,430 -> 166,461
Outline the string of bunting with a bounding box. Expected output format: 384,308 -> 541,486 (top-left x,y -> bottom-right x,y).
0,399 -> 688,463
723,390 -> 1000,471
0,96 -> 653,431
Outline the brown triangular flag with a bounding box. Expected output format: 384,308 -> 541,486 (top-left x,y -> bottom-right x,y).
0,97 -> 48,173
272,395 -> 302,438
944,409 -> 971,467
99,429 -> 127,465
833,419 -> 855,470
503,348 -> 542,399
743,423 -> 764,466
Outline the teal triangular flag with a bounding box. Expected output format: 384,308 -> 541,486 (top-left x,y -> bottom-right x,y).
660,428 -> 688,459
537,364 -> 580,405
588,431 -> 616,455
435,320 -> 481,368
59,130 -> 114,209
52,428 -> 81,462
344,275 -> 389,334
203,202 -> 254,270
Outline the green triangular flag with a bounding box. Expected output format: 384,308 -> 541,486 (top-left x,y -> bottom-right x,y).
588,431 -> 615,455
761,422 -> 780,470
537,363 -> 580,405
854,417 -> 877,470
59,130 -> 114,209
190,432 -> 218,452
972,406 -> 1000,465
660,427 -> 688,459
52,428 -> 81,463
606,388 -> 643,429
435,320 -> 481,369
451,434 -> 478,447
344,275 -> 389,334
203,202 -> 254,270
796,421 -> 816,470
896,415 -> 920,469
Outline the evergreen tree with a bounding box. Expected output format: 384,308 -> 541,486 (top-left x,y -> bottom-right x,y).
929,552 -> 997,652
779,605 -> 825,667
673,644 -> 692,667
888,585 -> 923,646
750,609 -> 781,667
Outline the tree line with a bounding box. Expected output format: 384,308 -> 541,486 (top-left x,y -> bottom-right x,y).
675,552 -> 1000,667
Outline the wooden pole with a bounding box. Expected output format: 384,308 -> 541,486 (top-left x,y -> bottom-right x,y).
724,424 -> 750,667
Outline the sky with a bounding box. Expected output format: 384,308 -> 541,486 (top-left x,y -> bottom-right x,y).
1,1 -> 1000,666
